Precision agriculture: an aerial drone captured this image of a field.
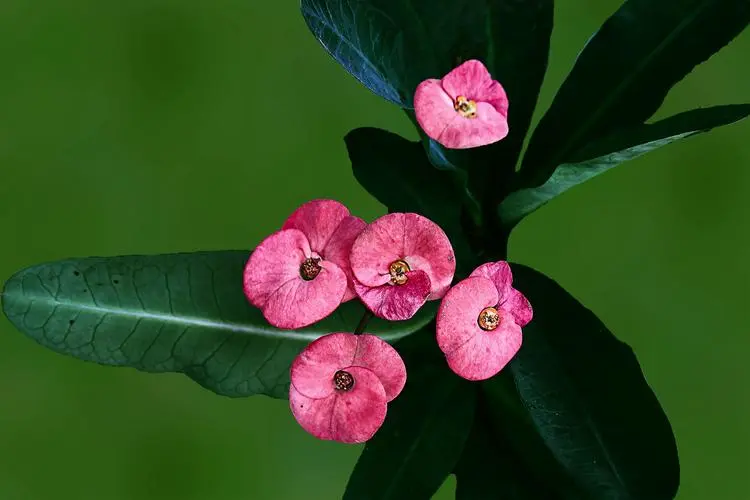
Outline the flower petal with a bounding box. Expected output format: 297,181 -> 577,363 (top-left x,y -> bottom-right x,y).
289,366 -> 387,444
402,213 -> 455,299
502,288 -> 533,327
282,199 -> 351,254
437,102 -> 509,149
243,229 -> 311,309
470,261 -> 532,326
352,335 -> 407,402
470,261 -> 512,291
290,333 -> 359,399
259,259 -> 347,329
350,213 -> 406,287
436,277 -> 499,356
445,318 -> 522,381
323,215 -> 367,302
440,60 -> 508,115
414,78 -> 457,144
354,270 -> 431,321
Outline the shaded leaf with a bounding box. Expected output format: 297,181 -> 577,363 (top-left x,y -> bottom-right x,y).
483,0 -> 554,171
508,264 -> 680,499
1,252 -> 436,399
344,358 -> 476,500
522,0 -> 750,183
455,409 -> 572,500
500,104 -> 750,227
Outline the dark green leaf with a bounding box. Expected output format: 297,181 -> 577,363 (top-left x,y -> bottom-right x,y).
455,410 -> 571,500
483,0 -> 553,171
500,104 -> 750,227
300,0 -> 430,107
1,252 -> 436,399
508,264 -> 680,499
522,0 -> 750,183
345,127 -> 475,273
344,360 -> 476,500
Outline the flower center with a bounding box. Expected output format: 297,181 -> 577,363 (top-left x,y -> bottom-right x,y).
454,95 -> 478,119
388,259 -> 411,285
477,307 -> 500,331
333,370 -> 355,391
299,257 -> 322,281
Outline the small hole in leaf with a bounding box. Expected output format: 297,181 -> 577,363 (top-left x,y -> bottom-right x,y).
82,289 -> 88,293
69,320 -> 75,325
113,279 -> 119,284
73,271 -> 80,276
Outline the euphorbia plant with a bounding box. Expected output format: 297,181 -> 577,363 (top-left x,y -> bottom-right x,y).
2,0 -> 749,498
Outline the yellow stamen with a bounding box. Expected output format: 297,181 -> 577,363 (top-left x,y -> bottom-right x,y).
454,95 -> 478,119
389,260 -> 411,285
478,307 -> 500,331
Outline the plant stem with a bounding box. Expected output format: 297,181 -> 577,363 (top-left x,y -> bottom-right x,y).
353,308 -> 374,335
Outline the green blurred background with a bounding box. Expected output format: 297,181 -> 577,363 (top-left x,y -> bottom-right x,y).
0,1 -> 748,498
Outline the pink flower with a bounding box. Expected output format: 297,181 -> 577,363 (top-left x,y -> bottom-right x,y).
350,213 -> 456,321
436,261 -> 532,381
289,332 -> 407,444
414,59 -> 509,150
243,200 -> 366,329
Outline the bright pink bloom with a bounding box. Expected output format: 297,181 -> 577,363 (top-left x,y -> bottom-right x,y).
436,261 -> 532,381
243,200 -> 366,329
414,59 -> 509,150
350,213 -> 455,321
289,332 -> 407,444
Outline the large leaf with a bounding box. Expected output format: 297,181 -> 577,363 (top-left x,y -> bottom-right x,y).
476,0 -> 554,172
301,0 -> 552,113
344,357 -> 476,499
345,127 -> 476,273
522,0 -> 750,183
499,104 -> 750,227
508,264 -> 680,499
0,252 -> 436,399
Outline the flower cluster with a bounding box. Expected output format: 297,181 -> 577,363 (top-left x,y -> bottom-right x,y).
243,61 -> 527,443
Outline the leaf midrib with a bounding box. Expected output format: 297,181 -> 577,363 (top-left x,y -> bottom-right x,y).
3,292 -> 416,343
5,293 -> 320,341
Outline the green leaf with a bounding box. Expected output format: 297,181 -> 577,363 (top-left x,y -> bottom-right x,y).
522,0 -> 750,183
1,252 -> 436,399
345,127 -> 475,273
508,264 -> 680,499
300,0 -> 430,107
499,104 -> 750,227
344,358 -> 476,500
301,0 -> 552,112
482,0 -> 553,171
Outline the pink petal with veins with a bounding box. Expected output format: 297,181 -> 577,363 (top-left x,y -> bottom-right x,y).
354,270 -> 431,321
323,215 -> 367,302
282,199 -> 351,254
